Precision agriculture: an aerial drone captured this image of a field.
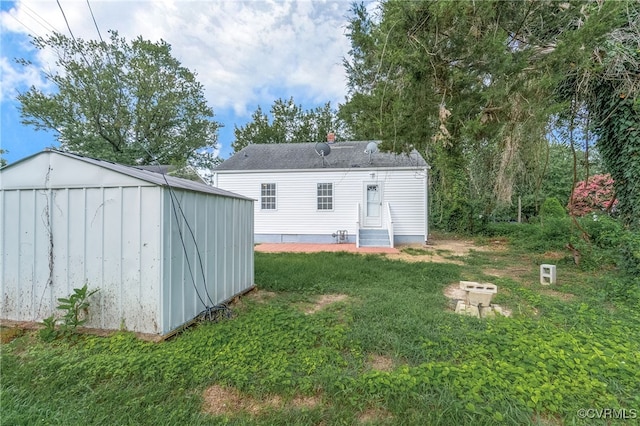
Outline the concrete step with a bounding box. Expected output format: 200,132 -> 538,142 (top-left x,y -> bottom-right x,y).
359,229 -> 391,247
359,229 -> 389,237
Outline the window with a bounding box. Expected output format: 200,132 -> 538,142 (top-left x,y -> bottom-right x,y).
317,183 -> 333,210
261,183 -> 276,210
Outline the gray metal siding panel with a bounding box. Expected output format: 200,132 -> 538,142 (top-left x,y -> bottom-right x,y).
8,189 -> 51,320
161,189 -> 254,335
0,186 -> 163,334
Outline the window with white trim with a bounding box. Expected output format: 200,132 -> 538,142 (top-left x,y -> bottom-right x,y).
261,183 -> 276,210
317,183 -> 333,210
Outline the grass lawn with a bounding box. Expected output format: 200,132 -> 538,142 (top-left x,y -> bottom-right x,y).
1,239 -> 639,425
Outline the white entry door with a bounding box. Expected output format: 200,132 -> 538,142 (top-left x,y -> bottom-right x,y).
364,183 -> 382,227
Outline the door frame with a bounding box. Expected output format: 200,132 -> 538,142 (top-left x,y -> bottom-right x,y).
363,181 -> 383,227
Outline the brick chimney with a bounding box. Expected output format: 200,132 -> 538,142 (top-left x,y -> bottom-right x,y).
327,132 -> 336,143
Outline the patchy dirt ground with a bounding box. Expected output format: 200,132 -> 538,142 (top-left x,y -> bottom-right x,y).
388,238 -> 507,264
302,294 -> 349,315
0,325 -> 24,344
540,288 -> 576,301
367,354 -> 394,372
202,384 -> 393,424
243,288 -> 278,303
202,385 -> 320,417
443,283 -> 468,300
357,407 -> 394,424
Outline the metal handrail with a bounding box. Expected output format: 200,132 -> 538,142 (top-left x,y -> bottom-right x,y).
386,202 -> 394,248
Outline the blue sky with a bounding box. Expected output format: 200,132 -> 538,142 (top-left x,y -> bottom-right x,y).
1,0 -> 368,165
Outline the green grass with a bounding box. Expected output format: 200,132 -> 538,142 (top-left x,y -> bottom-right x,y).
2,246 -> 639,425
400,246 -> 435,256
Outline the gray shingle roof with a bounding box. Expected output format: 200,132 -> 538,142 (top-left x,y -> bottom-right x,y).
214,141 -> 427,171
48,150 -> 251,200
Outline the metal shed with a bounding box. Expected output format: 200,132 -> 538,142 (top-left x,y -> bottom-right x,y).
0,150 -> 254,336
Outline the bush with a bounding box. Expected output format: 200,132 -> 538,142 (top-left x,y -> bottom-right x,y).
619,229 -> 640,280
578,213 -> 623,249
540,197 -> 567,221
566,214 -> 623,269
440,201 -> 488,234
484,220 -> 570,253
540,217 -> 572,251
601,276 -> 640,302
576,216 -> 640,287
568,174 -> 617,216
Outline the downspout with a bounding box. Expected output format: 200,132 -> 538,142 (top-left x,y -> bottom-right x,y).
356,203 -> 361,248
424,166 -> 429,243
386,202 -> 394,248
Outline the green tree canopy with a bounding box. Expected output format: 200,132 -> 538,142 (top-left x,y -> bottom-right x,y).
17,31 -> 220,168
232,97 -> 349,153
553,3 -> 640,228
340,0 -> 639,229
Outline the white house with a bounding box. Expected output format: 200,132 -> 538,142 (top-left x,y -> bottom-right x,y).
0,150 -> 254,336
213,141 -> 429,247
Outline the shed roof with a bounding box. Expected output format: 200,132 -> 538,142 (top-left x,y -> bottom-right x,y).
134,164 -> 208,184
214,141 -> 428,171
1,149 -> 251,200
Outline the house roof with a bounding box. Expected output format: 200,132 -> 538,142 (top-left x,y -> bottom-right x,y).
214,141 -> 428,171
3,149 -> 251,200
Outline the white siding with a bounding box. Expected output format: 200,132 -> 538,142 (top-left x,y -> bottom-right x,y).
215,168 -> 427,241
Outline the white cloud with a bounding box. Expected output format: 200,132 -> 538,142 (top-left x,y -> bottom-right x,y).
1,0 -> 354,114
0,56 -> 51,102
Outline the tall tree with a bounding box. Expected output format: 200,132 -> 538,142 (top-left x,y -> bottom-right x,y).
17,31 -> 219,168
553,2 -> 640,228
232,97 -> 349,152
340,0 -> 637,229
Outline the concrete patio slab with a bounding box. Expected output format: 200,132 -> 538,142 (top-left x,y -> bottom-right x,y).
254,243 -> 400,254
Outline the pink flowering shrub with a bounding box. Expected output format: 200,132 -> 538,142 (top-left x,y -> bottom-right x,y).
568,174 -> 618,216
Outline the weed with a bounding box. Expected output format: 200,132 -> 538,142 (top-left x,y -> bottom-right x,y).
38,284 -> 98,342
39,315 -> 58,342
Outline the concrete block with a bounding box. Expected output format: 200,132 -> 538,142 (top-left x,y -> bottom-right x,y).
460,281 -> 497,306
479,306 -> 496,318
454,301 -> 480,317
459,280 -> 480,290
540,264 -> 557,285
465,304 -> 480,318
